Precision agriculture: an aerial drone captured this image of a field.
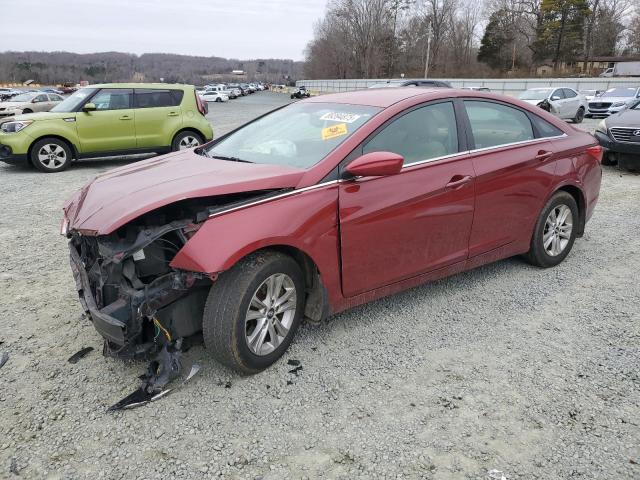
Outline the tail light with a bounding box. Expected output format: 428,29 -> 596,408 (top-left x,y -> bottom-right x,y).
586,145 -> 603,163
195,91 -> 207,116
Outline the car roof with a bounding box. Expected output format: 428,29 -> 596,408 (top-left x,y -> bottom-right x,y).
85,83 -> 193,90
304,87 -> 447,108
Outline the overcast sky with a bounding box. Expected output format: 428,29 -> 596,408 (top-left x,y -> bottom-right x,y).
3,0 -> 327,60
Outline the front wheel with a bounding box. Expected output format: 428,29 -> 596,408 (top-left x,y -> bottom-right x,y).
202,251 -> 305,374
30,137 -> 73,172
525,191 -> 579,268
171,131 -> 204,151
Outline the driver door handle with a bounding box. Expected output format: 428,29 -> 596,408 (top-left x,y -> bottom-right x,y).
445,175 -> 473,189
119,115 -> 132,121
168,112 -> 179,117
535,150 -> 554,161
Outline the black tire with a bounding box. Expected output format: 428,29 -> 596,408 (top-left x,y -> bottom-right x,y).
573,107 -> 585,123
202,251 -> 305,374
525,191 -> 579,268
30,137 -> 73,172
171,130 -> 204,151
215,97 -> 222,103
22,108 -> 32,114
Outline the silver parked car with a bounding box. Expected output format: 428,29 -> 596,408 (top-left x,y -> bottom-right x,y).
518,87 -> 588,123
0,92 -> 64,120
586,87 -> 640,118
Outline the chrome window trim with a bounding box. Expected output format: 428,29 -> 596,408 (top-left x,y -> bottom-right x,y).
400,133 -> 567,169
207,180 -> 340,219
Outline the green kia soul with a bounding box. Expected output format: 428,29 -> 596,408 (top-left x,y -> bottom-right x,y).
0,83 -> 213,172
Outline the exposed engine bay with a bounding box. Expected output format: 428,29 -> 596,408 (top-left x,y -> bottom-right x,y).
67,190 -> 287,408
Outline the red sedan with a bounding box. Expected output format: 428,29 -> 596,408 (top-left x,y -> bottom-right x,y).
62,88 -> 602,378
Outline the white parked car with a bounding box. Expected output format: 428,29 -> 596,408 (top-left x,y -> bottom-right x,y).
198,90 -> 229,103
585,87 -> 640,118
518,87 -> 587,123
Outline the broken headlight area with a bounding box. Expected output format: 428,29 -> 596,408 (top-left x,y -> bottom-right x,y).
69,223 -> 210,360
67,190 -> 284,360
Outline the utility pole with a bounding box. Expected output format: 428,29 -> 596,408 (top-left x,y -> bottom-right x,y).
424,26 -> 432,78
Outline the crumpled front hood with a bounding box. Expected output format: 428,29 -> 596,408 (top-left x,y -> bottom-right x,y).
64,149 -> 305,235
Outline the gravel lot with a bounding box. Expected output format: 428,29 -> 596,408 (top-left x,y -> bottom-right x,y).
1,92 -> 638,479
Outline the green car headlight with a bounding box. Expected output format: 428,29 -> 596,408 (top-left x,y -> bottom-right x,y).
0,120 -> 34,133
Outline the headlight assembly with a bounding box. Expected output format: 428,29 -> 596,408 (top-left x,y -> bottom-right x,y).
611,102 -> 625,108
0,120 -> 33,133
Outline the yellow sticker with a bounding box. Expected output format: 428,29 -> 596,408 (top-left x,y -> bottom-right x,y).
321,123 -> 348,141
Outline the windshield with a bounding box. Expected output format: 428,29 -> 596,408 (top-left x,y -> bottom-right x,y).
203,102 -> 380,168
518,89 -> 552,100
603,88 -> 638,97
7,93 -> 36,102
51,88 -> 97,112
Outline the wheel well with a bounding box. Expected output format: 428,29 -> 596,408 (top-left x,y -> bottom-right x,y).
172,128 -> 206,144
27,135 -> 77,163
558,185 -> 586,236
247,245 -> 329,324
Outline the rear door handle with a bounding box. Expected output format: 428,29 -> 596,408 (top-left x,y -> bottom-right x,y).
535,150 -> 553,161
119,115 -> 132,120
168,112 -> 179,117
445,175 -> 473,189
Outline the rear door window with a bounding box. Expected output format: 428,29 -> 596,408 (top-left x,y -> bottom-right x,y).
134,89 -> 183,108
464,100 -> 534,149
562,88 -> 577,98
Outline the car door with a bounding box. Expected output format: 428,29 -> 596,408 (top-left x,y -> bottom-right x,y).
76,88 -> 136,153
133,89 -> 184,149
562,88 -> 580,118
338,100 -> 476,297
31,94 -> 50,112
462,100 -> 559,257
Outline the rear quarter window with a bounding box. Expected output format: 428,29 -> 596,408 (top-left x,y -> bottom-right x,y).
530,114 -> 565,138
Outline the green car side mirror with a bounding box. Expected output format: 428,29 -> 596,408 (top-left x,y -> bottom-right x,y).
82,102 -> 96,112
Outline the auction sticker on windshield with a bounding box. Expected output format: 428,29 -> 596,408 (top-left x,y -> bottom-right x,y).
322,123 -> 348,140
320,112 -> 362,123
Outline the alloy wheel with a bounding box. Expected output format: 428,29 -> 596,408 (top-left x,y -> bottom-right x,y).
543,204 -> 573,256
37,144 -> 67,169
244,273 -> 297,356
178,136 -> 200,149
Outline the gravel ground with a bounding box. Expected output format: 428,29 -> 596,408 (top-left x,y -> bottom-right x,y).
0,92 -> 638,479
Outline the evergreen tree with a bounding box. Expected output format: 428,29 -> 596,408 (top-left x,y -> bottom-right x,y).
533,0 -> 590,69
477,9 -> 514,70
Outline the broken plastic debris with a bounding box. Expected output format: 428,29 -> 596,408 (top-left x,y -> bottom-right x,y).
0,352 -> 8,370
288,365 -> 303,375
108,362 -> 201,412
287,359 -> 301,366
68,347 -> 94,364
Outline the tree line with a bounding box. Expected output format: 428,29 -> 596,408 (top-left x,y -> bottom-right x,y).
304,0 -> 640,79
0,51 -> 304,85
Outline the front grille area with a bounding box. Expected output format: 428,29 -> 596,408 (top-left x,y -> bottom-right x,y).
609,127 -> 640,143
589,102 -> 612,110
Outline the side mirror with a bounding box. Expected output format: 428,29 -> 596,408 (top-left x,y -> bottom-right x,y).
345,151 -> 404,178
82,102 -> 96,112
550,95 -> 561,101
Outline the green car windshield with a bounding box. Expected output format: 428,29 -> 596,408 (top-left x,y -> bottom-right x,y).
51,88 -> 97,113
203,102 -> 380,169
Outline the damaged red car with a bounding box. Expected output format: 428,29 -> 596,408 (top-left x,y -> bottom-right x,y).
62,88 -> 602,379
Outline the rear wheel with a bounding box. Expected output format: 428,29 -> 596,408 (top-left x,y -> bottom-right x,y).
171,131 -> 204,151
572,107 -> 585,123
30,137 -> 72,172
202,251 -> 305,374
525,191 -> 578,268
